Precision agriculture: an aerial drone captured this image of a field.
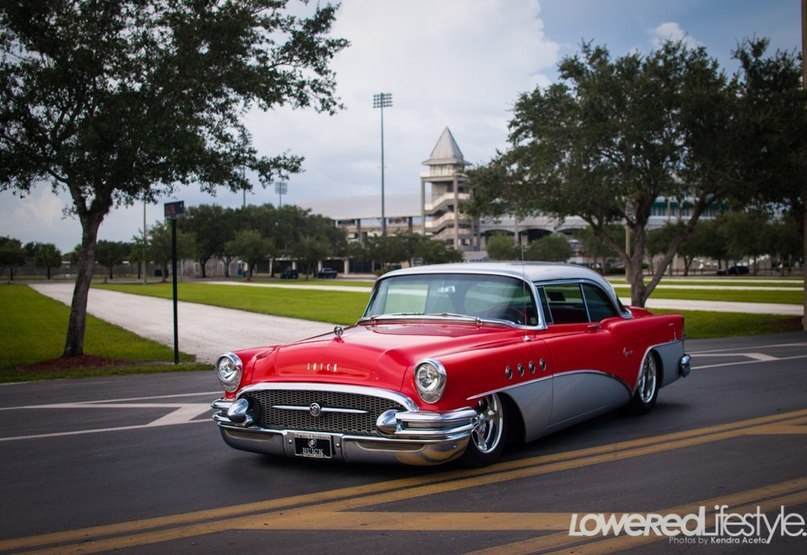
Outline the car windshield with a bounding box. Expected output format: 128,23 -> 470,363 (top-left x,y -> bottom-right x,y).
363,273 -> 539,326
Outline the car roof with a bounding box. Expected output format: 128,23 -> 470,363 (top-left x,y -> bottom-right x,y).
383,261 -> 605,284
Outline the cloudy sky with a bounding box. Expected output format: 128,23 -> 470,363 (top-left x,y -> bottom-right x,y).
1,0 -> 801,252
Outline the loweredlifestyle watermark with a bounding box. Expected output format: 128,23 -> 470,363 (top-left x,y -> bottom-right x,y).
568,505 -> 807,545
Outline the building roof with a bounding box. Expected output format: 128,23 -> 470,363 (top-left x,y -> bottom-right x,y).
422,127 -> 465,166
298,193 -> 421,220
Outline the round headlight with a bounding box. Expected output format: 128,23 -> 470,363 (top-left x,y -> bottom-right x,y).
414,359 -> 447,403
216,353 -> 243,393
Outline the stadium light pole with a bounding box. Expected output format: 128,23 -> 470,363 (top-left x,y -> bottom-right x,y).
275,181 -> 288,208
373,92 -> 392,237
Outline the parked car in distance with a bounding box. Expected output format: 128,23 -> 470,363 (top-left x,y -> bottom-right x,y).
280,267 -> 299,279
212,262 -> 691,466
317,267 -> 338,279
717,265 -> 750,276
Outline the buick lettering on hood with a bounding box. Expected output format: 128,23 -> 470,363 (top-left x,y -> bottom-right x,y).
212,263 -> 691,466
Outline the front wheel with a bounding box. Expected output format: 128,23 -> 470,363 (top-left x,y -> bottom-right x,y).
628,352 -> 659,415
461,393 -> 507,466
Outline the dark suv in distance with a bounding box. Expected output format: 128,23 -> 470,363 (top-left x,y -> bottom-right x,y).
317,268 -> 338,279
280,267 -> 299,279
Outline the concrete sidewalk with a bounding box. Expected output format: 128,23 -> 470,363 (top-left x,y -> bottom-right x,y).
30,283 -> 334,363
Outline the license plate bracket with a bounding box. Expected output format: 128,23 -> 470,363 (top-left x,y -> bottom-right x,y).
293,433 -> 333,459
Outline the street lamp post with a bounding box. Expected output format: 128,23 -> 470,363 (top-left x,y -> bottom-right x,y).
373,92 -> 392,237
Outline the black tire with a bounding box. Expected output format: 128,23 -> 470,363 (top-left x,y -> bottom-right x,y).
628,351 -> 659,415
461,393 -> 507,466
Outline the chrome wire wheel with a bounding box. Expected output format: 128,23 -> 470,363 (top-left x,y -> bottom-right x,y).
628,351 -> 660,415
637,354 -> 658,404
471,394 -> 505,455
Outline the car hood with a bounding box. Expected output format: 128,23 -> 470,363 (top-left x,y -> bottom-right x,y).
252,321 -> 518,390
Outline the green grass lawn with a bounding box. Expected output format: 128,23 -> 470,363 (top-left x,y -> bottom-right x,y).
97,282 -> 369,325
654,310 -> 802,339
609,285 -> 802,304
0,285 -> 203,382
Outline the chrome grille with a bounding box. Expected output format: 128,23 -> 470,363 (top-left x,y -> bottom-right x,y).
243,389 -> 405,436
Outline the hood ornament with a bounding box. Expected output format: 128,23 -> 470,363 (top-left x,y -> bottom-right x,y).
334,325 -> 344,338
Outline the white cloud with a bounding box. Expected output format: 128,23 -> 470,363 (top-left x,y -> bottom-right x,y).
648,22 -> 702,49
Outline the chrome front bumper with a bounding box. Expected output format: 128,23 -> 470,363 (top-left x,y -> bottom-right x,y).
212,397 -> 478,466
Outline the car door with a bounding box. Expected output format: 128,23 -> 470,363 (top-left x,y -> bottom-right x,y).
539,281 -> 634,431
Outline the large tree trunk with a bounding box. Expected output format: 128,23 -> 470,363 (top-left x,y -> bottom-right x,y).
63,216 -> 103,357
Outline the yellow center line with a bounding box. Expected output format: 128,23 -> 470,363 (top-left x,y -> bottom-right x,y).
4,409 -> 806,554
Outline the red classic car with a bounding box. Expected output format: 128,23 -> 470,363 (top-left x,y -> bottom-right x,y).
212,263 -> 691,466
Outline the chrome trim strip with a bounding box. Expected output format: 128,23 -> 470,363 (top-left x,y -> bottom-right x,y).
272,404 -> 368,415
235,382 -> 419,412
467,373 -> 554,401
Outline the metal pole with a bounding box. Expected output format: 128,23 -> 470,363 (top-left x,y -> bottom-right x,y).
171,217 -> 179,364
802,0 -> 807,330
142,200 -> 147,285
380,104 -> 386,237
373,93 -> 392,237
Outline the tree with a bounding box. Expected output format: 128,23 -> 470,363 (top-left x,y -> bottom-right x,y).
149,221 -> 195,281
523,233 -> 572,262
718,210 -> 769,274
33,242 -> 62,280
179,204 -> 234,278
574,225 -> 622,272
0,1 -> 347,356
293,235 -> 332,278
764,216 -> 802,275
225,229 -> 274,281
0,236 -> 25,281
95,240 -> 129,282
414,239 -> 464,265
728,39 -> 807,326
469,40 -> 738,306
485,234 -> 517,261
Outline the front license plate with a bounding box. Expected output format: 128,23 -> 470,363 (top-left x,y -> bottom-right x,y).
293,433 -> 332,459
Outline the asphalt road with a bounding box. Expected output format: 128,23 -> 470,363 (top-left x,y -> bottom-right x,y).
1,332 -> 805,554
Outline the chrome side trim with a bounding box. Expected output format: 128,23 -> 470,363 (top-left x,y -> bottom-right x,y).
467,373 -> 554,401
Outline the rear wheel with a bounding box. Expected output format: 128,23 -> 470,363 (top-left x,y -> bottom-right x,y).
461,393 -> 507,466
628,352 -> 659,414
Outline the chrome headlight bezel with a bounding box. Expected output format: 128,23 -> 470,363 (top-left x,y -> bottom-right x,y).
414,359 -> 447,404
216,352 -> 243,393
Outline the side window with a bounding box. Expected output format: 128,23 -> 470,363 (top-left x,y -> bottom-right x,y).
582,283 -> 619,322
542,283 -> 588,324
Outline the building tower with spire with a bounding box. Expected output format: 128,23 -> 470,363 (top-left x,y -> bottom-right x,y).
420,127 -> 473,250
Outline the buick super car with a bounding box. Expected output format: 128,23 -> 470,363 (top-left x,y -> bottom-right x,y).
212,263 -> 691,466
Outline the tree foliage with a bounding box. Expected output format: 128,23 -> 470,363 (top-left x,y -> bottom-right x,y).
485,234 -> 517,261
25,242 -> 62,279
0,236 -> 25,281
468,39 -> 806,307
0,0 -> 347,356
225,229 -> 274,280
523,233 -> 573,262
